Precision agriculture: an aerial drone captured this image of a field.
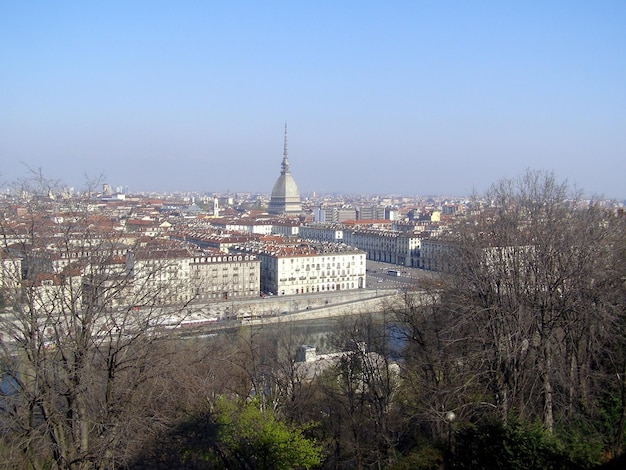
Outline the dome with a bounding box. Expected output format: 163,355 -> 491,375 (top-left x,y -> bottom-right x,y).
268,125 -> 302,215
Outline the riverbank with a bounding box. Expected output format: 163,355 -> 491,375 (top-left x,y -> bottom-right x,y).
242,290 -> 399,325
174,288 -> 404,333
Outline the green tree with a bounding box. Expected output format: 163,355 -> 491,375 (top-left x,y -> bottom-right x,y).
144,398 -> 322,469
214,398 -> 322,469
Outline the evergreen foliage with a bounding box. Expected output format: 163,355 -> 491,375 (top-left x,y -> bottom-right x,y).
451,421 -> 603,470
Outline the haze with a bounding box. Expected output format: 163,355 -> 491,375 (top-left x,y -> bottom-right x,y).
1,2 -> 624,198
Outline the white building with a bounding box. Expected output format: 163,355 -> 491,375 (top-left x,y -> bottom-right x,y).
299,225 -> 345,243
0,252 -> 21,293
300,224 -> 422,267
235,240 -> 366,296
211,218 -> 274,235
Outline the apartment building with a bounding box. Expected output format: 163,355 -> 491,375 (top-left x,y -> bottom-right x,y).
210,218 -> 274,235
0,252 -> 22,296
234,239 -> 366,296
124,245 -> 193,306
313,206 -> 357,223
170,230 -> 256,253
299,225 -> 345,243
300,224 -> 422,267
418,238 -> 454,271
189,252 -> 260,301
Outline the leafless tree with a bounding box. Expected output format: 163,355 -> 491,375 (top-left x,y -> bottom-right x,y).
315,312 -> 401,468
418,170 -> 624,435
392,286 -> 482,443
0,173 -> 194,469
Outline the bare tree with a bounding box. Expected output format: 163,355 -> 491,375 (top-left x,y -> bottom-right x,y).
315,312 -> 401,468
262,321 -> 322,422
424,170 -> 623,435
392,286 -> 482,443
0,173 -> 194,469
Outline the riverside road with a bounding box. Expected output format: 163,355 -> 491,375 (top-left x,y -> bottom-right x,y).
168,261 -> 435,335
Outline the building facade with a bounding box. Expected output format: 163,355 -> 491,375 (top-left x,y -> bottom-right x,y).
189,253 -> 260,301
300,224 -> 422,267
235,240 -> 366,296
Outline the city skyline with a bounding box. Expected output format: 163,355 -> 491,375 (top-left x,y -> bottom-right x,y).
1,2 -> 625,199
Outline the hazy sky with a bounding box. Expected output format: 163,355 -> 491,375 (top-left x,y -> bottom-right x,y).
1,2 -> 625,198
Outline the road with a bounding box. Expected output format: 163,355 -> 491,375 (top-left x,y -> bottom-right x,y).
365,260 -> 434,290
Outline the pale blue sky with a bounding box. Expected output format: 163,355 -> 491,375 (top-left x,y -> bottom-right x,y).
1,1 -> 625,198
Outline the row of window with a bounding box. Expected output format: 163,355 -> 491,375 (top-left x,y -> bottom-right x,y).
291,282 -> 356,294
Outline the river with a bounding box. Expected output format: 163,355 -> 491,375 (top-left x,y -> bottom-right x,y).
185,311 -> 407,359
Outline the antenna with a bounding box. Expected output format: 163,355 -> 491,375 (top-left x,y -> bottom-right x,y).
281,123 -> 290,174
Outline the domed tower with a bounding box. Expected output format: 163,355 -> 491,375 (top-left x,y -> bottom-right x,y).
268,124 -> 302,215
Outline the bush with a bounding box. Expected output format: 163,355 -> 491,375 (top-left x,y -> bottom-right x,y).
450,421 -> 602,470
390,445 -> 443,470
132,398 -> 323,469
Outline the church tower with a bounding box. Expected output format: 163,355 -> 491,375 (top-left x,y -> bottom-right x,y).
268,124 -> 302,215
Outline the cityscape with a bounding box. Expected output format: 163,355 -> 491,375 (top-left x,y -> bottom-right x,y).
2,1 -> 626,469
2,134 -> 625,468
4,128 -> 622,320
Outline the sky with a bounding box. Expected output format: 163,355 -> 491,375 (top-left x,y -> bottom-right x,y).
1,1 -> 625,198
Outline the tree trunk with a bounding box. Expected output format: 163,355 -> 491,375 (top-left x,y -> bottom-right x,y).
542,342 -> 554,433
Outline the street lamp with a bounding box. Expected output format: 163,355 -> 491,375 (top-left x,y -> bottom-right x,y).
445,410 -> 456,462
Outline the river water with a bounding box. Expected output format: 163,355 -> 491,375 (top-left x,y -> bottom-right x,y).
191,312 -> 407,359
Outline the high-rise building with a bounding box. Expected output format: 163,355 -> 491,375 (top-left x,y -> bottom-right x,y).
268,124 -> 302,215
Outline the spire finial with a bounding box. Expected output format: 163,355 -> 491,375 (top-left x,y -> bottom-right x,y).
281,123 -> 290,175
283,122 -> 288,158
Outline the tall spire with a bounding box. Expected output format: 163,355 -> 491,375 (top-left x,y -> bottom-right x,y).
268,123 -> 301,215
281,122 -> 290,175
